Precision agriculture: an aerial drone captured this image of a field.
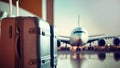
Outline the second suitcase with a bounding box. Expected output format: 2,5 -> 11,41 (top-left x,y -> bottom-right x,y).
16,17 -> 51,68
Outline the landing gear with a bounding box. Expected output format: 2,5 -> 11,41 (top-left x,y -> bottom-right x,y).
76,42 -> 82,51
76,47 -> 81,51
88,43 -> 94,50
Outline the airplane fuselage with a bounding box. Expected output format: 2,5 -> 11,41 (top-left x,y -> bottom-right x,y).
70,27 -> 88,46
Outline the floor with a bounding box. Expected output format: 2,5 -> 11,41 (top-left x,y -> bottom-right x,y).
57,51 -> 120,68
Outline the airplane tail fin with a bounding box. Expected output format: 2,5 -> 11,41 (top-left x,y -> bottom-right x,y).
78,15 -> 80,27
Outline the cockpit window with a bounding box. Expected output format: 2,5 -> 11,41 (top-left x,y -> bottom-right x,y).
73,31 -> 85,34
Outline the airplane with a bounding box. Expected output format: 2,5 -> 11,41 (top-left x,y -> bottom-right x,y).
57,16 -> 120,51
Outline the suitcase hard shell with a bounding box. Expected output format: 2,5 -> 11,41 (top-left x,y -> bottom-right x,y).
0,18 -> 16,68
0,18 -> 17,68
0,17 -> 51,68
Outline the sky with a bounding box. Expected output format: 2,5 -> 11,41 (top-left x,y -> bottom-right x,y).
54,0 -> 120,36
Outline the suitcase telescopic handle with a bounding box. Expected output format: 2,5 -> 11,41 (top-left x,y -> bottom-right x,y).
16,0 -> 19,16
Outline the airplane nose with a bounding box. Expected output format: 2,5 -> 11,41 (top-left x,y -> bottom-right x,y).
77,38 -> 83,46
70,33 -> 88,46
72,36 -> 83,46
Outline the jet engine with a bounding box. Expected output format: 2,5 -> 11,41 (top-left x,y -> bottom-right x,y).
113,37 -> 120,46
98,39 -> 106,46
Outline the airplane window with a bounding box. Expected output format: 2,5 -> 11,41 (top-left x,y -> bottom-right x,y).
73,31 -> 85,34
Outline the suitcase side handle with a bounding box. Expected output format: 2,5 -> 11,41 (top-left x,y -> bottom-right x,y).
15,27 -> 21,58
9,26 -> 12,38
9,26 -> 21,58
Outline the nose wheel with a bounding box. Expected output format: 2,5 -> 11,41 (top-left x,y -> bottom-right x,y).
76,42 -> 81,51
76,47 -> 81,51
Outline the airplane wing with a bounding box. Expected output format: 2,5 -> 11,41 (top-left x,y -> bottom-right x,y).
88,34 -> 105,37
57,36 -> 70,44
58,35 -> 120,45
87,35 -> 120,43
57,34 -> 105,44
